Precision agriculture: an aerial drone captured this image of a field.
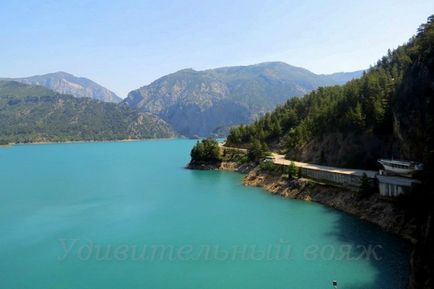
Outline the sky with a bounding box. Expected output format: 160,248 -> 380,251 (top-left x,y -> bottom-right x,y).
0,0 -> 433,97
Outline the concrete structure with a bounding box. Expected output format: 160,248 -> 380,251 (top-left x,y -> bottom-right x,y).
377,175 -> 421,197
219,146 -> 422,197
272,155 -> 377,187
378,159 -> 424,176
271,154 -> 421,197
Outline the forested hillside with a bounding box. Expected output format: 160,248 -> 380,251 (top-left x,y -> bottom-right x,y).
0,81 -> 175,144
227,16 -> 434,170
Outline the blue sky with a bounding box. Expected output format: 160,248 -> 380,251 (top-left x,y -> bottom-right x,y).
0,0 -> 432,97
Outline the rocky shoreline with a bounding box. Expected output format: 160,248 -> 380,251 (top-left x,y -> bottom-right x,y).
245,167 -> 434,289
187,156 -> 433,289
186,160 -> 256,173
243,168 -> 418,243
188,160 -> 417,243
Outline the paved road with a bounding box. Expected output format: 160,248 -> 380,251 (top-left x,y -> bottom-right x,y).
219,143 -> 248,153
271,154 -> 378,178
221,145 -> 377,178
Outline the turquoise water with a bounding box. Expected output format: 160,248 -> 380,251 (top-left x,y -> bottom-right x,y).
0,140 -> 409,289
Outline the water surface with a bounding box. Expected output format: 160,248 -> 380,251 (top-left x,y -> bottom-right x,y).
0,140 -> 409,288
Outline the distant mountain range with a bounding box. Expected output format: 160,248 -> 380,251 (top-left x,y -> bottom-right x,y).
123,62 -> 363,137
0,62 -> 363,141
1,72 -> 122,103
320,70 -> 365,83
0,81 -> 175,144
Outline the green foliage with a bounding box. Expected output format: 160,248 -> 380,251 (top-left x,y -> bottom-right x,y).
258,161 -> 298,179
288,161 -> 298,178
222,148 -> 249,163
344,102 -> 365,132
236,154 -> 249,164
0,81 -> 176,143
247,140 -> 269,162
190,138 -> 222,162
227,16 -> 434,165
359,173 -> 373,197
258,161 -> 281,174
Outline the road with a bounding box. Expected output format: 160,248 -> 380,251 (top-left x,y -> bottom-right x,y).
270,153 -> 378,178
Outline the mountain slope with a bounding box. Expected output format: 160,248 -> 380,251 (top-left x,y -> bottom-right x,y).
123,62 -> 363,137
227,17 -> 434,170
0,81 -> 175,144
3,72 -> 122,103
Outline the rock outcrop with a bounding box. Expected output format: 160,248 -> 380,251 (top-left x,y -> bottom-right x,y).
243,169 -> 418,243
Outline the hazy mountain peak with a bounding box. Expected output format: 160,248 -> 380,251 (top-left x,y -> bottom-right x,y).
51,71 -> 74,77
176,68 -> 197,73
3,72 -> 122,103
253,61 -> 299,68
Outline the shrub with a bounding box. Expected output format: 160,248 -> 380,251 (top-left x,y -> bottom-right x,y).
359,173 -> 373,197
288,161 -> 298,178
259,161 -> 299,179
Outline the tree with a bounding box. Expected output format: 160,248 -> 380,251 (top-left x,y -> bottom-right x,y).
359,173 -> 372,197
287,161 -> 298,178
248,140 -> 268,162
345,102 -> 365,131
190,138 -> 222,162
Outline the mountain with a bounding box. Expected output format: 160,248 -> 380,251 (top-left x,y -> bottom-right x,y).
123,62 -> 363,137
2,72 -> 122,103
226,17 -> 434,170
0,81 -> 175,144
323,70 -> 365,83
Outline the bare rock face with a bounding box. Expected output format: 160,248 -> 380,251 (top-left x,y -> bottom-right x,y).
7,72 -> 122,103
285,132 -> 393,170
124,63 -> 363,137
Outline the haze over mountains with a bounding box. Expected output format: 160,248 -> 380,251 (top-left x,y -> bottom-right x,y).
2,72 -> 122,103
0,62 -> 363,142
123,62 -> 363,137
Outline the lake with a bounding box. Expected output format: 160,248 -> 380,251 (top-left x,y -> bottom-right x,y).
0,139 -> 410,289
